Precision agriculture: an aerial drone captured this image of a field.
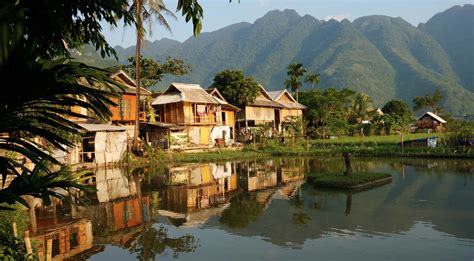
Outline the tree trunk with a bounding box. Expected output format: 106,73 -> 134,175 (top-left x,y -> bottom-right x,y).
133,0 -> 142,151
343,152 -> 352,176
296,89 -> 299,102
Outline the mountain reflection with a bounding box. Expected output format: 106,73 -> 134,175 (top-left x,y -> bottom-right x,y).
28,157 -> 473,259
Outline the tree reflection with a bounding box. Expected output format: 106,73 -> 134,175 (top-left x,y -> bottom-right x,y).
129,226 -> 199,260
345,193 -> 352,216
220,192 -> 264,228
290,189 -> 312,225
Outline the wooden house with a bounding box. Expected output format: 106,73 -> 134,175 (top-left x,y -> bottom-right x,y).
236,85 -> 283,142
71,70 -> 151,124
416,112 -> 447,132
151,83 -> 222,146
206,88 -> 240,145
267,89 -> 306,130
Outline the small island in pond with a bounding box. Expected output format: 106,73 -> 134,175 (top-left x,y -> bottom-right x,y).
308,172 -> 392,190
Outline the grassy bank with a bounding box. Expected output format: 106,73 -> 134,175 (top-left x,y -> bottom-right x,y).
126,134 -> 471,166
307,172 -> 392,189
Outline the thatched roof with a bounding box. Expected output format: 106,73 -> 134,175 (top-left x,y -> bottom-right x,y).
152,83 -> 220,105
267,90 -> 306,110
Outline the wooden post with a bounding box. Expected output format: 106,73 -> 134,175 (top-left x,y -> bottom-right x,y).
343,152 -> 352,176
400,131 -> 404,154
12,221 -> 18,238
46,239 -> 53,261
24,230 -> 33,259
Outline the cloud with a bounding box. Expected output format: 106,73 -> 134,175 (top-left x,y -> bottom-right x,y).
324,13 -> 351,22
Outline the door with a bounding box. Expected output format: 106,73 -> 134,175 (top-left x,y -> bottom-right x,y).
200,127 -> 210,145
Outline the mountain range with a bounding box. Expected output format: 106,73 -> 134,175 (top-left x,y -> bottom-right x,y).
76,4 -> 474,116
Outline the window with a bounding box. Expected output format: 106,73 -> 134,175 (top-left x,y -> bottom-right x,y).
119,98 -> 130,119
221,112 -> 226,124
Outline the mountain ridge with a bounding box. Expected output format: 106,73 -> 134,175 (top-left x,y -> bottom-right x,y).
77,4 -> 474,116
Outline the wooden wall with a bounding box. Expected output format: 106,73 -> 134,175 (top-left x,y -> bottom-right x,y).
245,106 -> 275,122
280,108 -> 303,121
110,94 -> 137,122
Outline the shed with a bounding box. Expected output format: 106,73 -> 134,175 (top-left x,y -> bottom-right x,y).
77,123 -> 129,165
416,112 -> 447,131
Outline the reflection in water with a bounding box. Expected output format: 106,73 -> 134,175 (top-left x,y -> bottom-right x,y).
27,157 -> 473,260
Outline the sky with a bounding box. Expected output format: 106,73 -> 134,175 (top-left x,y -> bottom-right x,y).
103,0 -> 472,47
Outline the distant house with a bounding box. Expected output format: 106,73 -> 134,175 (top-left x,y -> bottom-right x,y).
267,89 -> 306,131
416,112 -> 447,132
236,85 -> 283,142
151,83 -> 223,147
206,88 -> 240,145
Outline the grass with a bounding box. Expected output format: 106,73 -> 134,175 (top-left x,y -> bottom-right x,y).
124,134 -> 471,168
309,133 -> 441,146
307,172 -> 392,189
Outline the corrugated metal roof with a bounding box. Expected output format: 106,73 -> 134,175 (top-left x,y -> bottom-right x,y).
78,123 -> 128,132
267,89 -> 305,109
145,122 -> 185,130
420,112 -> 447,123
267,90 -> 285,101
152,83 -> 220,105
251,99 -> 284,108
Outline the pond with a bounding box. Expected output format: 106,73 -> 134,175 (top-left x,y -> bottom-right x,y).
28,157 -> 473,260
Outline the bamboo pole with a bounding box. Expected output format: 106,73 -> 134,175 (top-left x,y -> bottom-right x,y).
24,230 -> 33,259
12,221 -> 17,238
46,239 -> 53,261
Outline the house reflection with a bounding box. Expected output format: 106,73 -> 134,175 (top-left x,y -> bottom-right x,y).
157,162 -> 239,227
32,218 -> 95,261
30,159 -> 307,259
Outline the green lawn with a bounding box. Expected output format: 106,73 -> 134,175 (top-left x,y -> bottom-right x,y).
309,133 -> 441,146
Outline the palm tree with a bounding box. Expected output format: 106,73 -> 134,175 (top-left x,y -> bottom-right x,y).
129,0 -> 177,150
304,72 -> 320,89
285,63 -> 307,101
351,93 -> 373,124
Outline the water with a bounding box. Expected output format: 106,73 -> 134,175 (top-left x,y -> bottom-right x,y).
30,158 -> 474,260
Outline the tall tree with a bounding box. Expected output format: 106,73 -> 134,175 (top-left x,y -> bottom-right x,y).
129,0 -> 176,149
304,72 -> 320,89
382,99 -> 412,122
211,69 -> 260,108
285,63 -> 307,101
413,89 -> 443,114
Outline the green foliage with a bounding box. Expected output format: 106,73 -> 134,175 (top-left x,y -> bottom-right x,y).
382,99 -> 413,121
0,164 -> 94,209
299,88 -> 355,137
281,116 -> 305,138
211,69 -> 260,107
0,0 -> 133,62
350,93 -> 373,124
285,63 -> 307,100
413,89 -> 443,113
123,56 -> 192,88
304,72 -> 320,88
0,0 -> 127,208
